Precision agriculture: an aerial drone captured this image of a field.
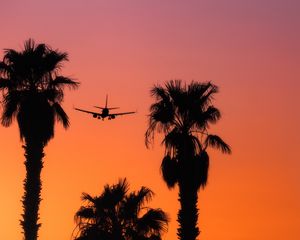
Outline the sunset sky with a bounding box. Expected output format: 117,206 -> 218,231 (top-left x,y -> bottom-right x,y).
1,1 -> 300,239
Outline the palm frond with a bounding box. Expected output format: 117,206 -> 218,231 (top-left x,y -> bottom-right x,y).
145,120 -> 158,148
190,135 -> 202,154
43,88 -> 64,103
194,151 -> 209,189
114,178 -> 130,197
1,91 -> 20,127
122,186 -> 154,221
145,118 -> 171,148
43,50 -> 68,72
165,80 -> 186,112
52,102 -> 69,128
3,49 -> 21,64
160,155 -> 178,188
193,106 -> 221,129
150,85 -> 168,100
0,62 -> 10,75
100,178 -> 128,209
205,134 -> 231,154
149,100 -> 174,125
162,128 -> 181,153
133,186 -> 154,206
203,106 -> 221,123
199,83 -> 218,108
23,38 -> 35,52
165,79 -> 183,100
81,192 -> 96,203
75,206 -> 95,223
0,78 -> 12,90
163,130 -> 200,156
34,43 -> 46,57
51,76 -> 79,89
188,81 -> 212,97
137,208 -> 169,234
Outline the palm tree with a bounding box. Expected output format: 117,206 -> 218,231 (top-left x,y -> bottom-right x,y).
0,39 -> 79,240
73,178 -> 169,240
145,80 -> 231,240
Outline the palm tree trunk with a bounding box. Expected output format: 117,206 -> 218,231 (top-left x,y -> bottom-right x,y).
177,180 -> 199,240
176,136 -> 200,240
20,140 -> 44,240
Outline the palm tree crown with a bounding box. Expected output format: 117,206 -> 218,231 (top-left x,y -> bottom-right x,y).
145,80 -> 231,240
146,80 -> 231,188
73,178 -> 169,240
0,38 -> 78,144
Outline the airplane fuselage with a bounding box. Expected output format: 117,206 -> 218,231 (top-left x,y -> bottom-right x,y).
102,108 -> 109,117
75,95 -> 134,120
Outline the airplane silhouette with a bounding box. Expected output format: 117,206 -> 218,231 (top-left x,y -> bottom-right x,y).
75,95 -> 135,120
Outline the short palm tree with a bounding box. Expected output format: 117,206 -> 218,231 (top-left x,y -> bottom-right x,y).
73,178 -> 169,240
0,39 -> 79,240
145,80 -> 231,240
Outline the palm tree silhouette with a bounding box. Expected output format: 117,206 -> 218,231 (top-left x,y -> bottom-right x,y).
73,178 -> 169,240
0,39 -> 79,240
145,80 -> 231,240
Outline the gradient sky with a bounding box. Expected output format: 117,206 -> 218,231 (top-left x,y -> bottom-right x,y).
1,1 -> 300,239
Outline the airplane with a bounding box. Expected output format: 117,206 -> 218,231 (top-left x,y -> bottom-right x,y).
74,95 -> 135,120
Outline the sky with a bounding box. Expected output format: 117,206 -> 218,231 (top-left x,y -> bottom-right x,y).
0,0 -> 300,239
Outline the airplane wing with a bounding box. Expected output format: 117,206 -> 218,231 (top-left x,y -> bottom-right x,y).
109,111 -> 135,116
74,108 -> 101,117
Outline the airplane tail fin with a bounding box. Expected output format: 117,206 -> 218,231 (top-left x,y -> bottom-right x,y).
94,95 -> 109,109
105,95 -> 119,109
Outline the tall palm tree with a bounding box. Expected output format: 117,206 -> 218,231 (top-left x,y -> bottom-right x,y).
73,178 -> 169,240
0,39 -> 79,240
145,80 -> 231,240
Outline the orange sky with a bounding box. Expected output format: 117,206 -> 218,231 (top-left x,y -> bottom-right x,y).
1,1 -> 300,239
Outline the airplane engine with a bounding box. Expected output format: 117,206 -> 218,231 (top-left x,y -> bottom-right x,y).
93,114 -> 97,118
111,115 -> 115,119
